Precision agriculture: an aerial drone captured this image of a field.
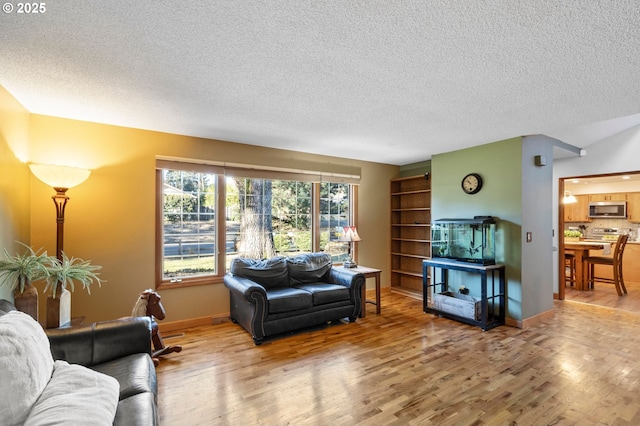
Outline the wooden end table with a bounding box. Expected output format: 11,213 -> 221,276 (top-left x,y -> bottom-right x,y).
348,266 -> 381,318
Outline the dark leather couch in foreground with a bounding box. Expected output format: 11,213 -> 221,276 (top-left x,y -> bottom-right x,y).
224,252 -> 365,345
0,299 -> 157,426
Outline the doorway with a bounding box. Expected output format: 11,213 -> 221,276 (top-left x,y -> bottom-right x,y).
558,171 -> 640,313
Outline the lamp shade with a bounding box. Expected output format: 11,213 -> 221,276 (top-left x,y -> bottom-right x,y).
338,226 -> 362,242
563,191 -> 577,204
29,164 -> 91,189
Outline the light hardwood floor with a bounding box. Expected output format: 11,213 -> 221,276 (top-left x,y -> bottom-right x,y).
157,292 -> 640,425
565,279 -> 640,313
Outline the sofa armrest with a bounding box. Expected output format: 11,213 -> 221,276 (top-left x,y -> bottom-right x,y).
46,317 -> 152,367
223,274 -> 268,302
224,274 -> 271,343
328,267 -> 364,289
328,267 -> 365,314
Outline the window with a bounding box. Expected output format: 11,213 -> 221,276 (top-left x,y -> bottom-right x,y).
159,169 -> 218,285
319,182 -> 352,263
225,179 -> 352,264
157,160 -> 359,289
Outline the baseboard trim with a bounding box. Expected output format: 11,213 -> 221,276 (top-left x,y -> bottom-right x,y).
504,317 -> 521,328
506,308 -> 554,329
158,312 -> 230,333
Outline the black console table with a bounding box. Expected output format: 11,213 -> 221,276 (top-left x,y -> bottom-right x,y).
423,259 -> 505,330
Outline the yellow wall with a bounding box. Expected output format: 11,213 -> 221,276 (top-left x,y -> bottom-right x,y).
0,86 -> 31,300
26,114 -> 399,323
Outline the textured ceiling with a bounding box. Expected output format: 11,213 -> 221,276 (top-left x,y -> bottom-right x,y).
1,1 -> 639,165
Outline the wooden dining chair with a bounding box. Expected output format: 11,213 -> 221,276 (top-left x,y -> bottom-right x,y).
564,252 -> 576,286
584,234 -> 629,296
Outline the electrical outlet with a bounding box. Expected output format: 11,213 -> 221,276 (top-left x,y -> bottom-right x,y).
526,232 -> 533,242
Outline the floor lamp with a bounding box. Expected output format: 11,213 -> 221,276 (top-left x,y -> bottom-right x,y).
339,226 -> 362,268
29,163 -> 91,327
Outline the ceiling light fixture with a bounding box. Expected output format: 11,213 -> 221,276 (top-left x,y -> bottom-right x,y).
563,191 -> 577,204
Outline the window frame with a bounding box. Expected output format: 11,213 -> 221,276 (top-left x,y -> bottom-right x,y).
156,170 -> 227,290
155,160 -> 359,290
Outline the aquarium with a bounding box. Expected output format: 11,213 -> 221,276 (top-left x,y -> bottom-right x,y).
431,217 -> 496,265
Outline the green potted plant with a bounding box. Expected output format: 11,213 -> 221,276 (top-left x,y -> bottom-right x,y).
44,252 -> 103,328
0,243 -> 51,320
44,252 -> 103,298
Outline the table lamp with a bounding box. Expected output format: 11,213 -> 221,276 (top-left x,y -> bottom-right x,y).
338,226 -> 361,268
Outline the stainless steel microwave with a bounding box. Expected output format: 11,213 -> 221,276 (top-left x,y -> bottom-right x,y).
588,201 -> 627,218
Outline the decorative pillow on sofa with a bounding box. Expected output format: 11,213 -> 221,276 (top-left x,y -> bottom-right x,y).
287,253 -> 332,285
24,360 -> 119,426
0,310 -> 54,426
231,256 -> 289,289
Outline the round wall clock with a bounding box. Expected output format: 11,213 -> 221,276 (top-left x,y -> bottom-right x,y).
461,173 -> 483,194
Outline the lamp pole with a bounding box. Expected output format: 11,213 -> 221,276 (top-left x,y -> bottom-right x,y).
52,187 -> 69,261
29,163 -> 91,260
29,163 -> 91,329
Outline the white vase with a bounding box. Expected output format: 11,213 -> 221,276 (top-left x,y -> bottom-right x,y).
46,288 -> 71,328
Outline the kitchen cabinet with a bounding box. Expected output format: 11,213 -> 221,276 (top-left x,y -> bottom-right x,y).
625,243 -> 640,284
564,194 -> 590,223
627,192 -> 640,223
565,192 -> 639,223
589,193 -> 627,202
591,242 -> 640,284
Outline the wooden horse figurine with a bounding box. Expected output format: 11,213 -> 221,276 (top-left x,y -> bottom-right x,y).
132,289 -> 182,364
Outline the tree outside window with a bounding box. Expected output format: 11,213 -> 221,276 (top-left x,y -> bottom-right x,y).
226,178 -> 314,260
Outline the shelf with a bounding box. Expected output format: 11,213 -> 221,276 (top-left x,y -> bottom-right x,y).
391,269 -> 424,278
392,207 -> 431,212
391,174 -> 431,295
391,238 -> 430,243
422,259 -> 505,331
391,189 -> 431,196
391,252 -> 430,259
390,286 -> 422,300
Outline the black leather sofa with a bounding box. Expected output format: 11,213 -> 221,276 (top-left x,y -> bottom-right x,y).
0,299 -> 158,426
224,252 -> 365,344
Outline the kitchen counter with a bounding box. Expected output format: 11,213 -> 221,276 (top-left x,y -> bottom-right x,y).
582,239 -> 640,245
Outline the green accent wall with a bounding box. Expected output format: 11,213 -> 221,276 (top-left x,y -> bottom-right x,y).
398,160 -> 431,178
409,135 -> 555,324
432,138 -> 524,320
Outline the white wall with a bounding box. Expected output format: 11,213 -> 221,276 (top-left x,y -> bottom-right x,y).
552,124 -> 640,293
521,135 -> 555,319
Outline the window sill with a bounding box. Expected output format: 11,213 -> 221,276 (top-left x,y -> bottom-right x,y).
157,275 -> 224,290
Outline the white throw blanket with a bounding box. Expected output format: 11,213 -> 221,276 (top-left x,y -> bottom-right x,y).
0,311 -> 54,426
25,360 -> 119,426
0,310 -> 119,426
